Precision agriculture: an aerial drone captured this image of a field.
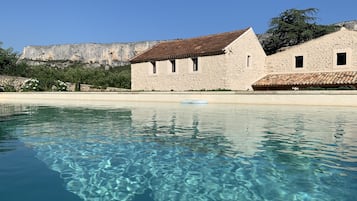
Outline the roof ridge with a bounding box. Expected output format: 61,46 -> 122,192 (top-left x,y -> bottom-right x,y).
145,27 -> 251,45
130,27 -> 250,63
172,27 -> 251,41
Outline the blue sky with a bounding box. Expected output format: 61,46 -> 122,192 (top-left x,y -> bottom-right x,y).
1,0 -> 356,52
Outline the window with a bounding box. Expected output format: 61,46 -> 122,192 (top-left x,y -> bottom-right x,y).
247,55 -> 251,67
170,60 -> 176,73
151,61 -> 156,74
295,56 -> 303,68
337,53 -> 346,65
192,58 -> 198,71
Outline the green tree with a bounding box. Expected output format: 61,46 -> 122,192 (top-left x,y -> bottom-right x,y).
0,42 -> 18,74
263,8 -> 337,55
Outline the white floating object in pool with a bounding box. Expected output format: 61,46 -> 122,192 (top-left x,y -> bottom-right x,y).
181,99 -> 208,104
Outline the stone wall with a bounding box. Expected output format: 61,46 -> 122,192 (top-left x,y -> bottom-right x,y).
224,28 -> 267,90
131,54 -> 228,91
19,41 -> 160,68
0,75 -> 28,91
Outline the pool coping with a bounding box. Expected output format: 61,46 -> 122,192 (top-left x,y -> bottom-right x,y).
1,91 -> 357,107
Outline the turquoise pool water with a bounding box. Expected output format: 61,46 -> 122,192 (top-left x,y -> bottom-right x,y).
1,103 -> 356,201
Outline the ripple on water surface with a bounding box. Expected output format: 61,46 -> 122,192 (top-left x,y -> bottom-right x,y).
2,104 -> 357,201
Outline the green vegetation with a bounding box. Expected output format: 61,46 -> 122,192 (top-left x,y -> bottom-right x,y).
3,64 -> 131,91
21,78 -> 40,92
3,85 -> 16,92
0,42 -> 18,74
0,42 -> 131,91
263,8 -> 338,55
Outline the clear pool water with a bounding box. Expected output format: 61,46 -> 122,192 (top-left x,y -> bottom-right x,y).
1,103 -> 356,201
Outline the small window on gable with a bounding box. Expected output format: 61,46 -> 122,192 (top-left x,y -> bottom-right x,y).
246,55 -> 251,67
337,52 -> 347,66
151,61 -> 156,74
192,58 -> 198,72
295,56 -> 303,68
170,60 -> 176,73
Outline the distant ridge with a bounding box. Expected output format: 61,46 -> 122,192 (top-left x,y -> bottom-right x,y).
19,20 -> 357,68
334,20 -> 357,30
19,41 -> 161,68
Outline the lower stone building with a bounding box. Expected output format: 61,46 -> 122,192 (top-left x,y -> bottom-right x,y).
130,28 -> 266,91
254,28 -> 357,90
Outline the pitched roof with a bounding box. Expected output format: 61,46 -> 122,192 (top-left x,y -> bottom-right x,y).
252,71 -> 357,88
130,28 -> 250,63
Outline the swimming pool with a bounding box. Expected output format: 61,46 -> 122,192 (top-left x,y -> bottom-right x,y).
1,103 -> 356,201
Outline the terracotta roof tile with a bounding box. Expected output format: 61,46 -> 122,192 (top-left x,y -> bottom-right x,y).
130,28 -> 250,63
253,71 -> 357,87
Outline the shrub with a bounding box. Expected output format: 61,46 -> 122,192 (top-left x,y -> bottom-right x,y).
53,80 -> 68,91
21,78 -> 40,92
4,85 -> 16,92
3,63 -> 132,90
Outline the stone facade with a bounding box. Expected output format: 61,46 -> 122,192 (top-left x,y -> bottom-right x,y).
131,54 -> 228,91
132,27 -> 357,91
266,28 -> 357,74
224,28 -> 267,90
131,28 -> 266,91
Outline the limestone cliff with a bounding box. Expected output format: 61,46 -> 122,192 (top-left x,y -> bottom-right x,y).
334,20 -> 357,31
19,41 -> 160,68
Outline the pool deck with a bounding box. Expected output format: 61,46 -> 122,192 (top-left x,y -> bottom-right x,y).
1,91 -> 357,107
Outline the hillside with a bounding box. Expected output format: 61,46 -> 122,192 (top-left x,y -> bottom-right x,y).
19,41 -> 160,68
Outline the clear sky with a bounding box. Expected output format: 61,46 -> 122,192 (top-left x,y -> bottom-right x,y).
1,0 -> 356,52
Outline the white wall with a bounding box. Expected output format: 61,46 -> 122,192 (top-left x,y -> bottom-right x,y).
224,28 -> 267,90
131,28 -> 267,91
131,54 -> 227,91
266,29 -> 357,74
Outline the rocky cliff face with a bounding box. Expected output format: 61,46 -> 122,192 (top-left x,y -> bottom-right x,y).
19,41 -> 160,68
334,20 -> 357,31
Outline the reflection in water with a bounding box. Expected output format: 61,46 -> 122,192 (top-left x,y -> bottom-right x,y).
0,126 -> 17,153
1,104 -> 357,201
0,105 -> 29,153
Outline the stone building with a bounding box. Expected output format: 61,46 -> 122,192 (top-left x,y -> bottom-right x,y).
130,27 -> 357,91
253,28 -> 357,90
130,28 -> 266,91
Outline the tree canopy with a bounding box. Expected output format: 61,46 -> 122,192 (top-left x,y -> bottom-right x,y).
262,8 -> 338,55
0,42 -> 18,74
